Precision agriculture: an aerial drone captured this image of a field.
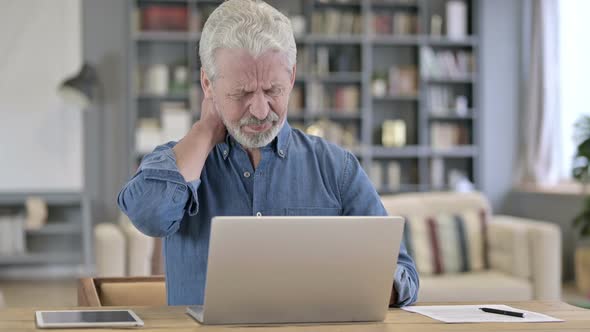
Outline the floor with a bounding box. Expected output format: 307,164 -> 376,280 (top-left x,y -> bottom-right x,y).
0,280 -> 589,308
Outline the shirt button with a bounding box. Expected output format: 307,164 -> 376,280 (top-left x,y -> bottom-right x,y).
278,149 -> 285,157
223,150 -> 228,157
243,171 -> 251,178
256,212 -> 262,217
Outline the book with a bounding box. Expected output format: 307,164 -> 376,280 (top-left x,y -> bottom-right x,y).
288,86 -> 305,113
430,123 -> 470,148
333,85 -> 360,112
420,47 -> 475,79
140,5 -> 188,31
312,10 -> 362,34
389,65 -> 418,96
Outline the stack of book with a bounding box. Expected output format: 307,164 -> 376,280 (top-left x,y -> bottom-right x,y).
372,13 -> 418,35
428,87 -> 470,116
314,47 -> 361,74
137,5 -> 188,31
388,65 -> 418,96
420,47 -> 475,79
0,210 -> 26,256
308,83 -> 360,113
430,123 -> 470,149
305,120 -> 359,148
428,86 -> 453,114
312,10 -> 363,34
288,85 -> 305,113
333,85 -> 360,112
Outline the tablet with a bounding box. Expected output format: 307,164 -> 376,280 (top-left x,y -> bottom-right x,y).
35,309 -> 144,329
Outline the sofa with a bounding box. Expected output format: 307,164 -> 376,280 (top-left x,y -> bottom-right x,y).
94,214 -> 160,277
381,192 -> 562,302
95,191 -> 562,303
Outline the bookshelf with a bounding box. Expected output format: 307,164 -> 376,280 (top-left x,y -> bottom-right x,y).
0,192 -> 93,278
127,0 -> 480,194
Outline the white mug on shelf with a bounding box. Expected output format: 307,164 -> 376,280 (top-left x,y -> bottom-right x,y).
446,0 -> 467,40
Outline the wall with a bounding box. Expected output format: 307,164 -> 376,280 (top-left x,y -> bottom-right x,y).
0,0 -> 82,191
478,0 -> 521,212
81,0 -> 130,224
504,190 -> 582,281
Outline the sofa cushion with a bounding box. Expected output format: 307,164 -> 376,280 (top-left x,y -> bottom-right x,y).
417,271 -> 533,303
403,209 -> 488,275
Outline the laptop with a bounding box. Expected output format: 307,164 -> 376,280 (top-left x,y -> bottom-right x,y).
186,216 -> 405,325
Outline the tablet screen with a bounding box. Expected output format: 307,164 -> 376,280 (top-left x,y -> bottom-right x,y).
40,310 -> 137,324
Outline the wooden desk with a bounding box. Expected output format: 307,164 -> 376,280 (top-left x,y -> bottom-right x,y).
1,301 -> 588,331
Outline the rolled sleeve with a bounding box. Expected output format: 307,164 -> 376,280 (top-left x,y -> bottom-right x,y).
117,143 -> 201,237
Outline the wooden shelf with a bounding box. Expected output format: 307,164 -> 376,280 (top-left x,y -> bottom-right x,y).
371,145 -> 425,158
428,114 -> 475,121
307,111 -> 363,120
423,75 -> 477,84
26,223 -> 82,236
371,35 -> 422,46
134,31 -> 199,42
426,36 -> 479,47
0,253 -> 81,265
373,95 -> 419,102
137,93 -> 190,101
127,0 -> 481,197
429,146 -> 478,158
0,192 -> 83,205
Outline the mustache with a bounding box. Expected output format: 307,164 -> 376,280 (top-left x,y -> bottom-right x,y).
239,112 -> 279,126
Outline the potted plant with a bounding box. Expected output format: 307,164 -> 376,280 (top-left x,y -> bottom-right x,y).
572,116 -> 590,296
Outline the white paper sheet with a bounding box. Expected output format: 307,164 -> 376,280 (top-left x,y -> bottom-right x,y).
402,304 -> 564,323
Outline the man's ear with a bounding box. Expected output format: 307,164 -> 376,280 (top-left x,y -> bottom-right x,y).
290,64 -> 297,89
201,68 -> 214,99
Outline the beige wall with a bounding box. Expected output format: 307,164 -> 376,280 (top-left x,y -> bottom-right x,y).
0,0 -> 82,191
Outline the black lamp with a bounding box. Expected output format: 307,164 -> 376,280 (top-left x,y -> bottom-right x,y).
59,63 -> 100,110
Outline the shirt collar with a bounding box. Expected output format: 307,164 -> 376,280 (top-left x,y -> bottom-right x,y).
217,121 -> 292,160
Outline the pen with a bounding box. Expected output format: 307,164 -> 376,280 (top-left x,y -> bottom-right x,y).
479,307 -> 524,318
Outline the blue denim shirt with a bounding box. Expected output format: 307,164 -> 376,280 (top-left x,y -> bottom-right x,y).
118,122 -> 419,306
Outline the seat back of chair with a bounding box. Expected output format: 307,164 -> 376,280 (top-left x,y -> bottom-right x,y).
381,191 -> 491,217
381,192 -> 492,275
78,276 -> 166,306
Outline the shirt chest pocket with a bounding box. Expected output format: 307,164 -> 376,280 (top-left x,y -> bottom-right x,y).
286,207 -> 342,216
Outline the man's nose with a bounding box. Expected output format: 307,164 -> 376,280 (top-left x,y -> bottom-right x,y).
248,92 -> 270,120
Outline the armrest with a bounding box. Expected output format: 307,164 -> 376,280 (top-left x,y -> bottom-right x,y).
94,223 -> 126,277
490,215 -> 562,300
120,214 -> 155,277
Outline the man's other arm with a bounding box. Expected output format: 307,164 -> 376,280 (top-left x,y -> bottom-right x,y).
339,151 -> 420,306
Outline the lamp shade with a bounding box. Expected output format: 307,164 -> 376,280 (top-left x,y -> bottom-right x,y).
59,63 -> 99,110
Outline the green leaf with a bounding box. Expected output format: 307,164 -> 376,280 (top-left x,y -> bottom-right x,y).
578,138 -> 590,158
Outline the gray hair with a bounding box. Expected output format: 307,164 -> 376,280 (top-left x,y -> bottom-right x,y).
199,0 -> 297,82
